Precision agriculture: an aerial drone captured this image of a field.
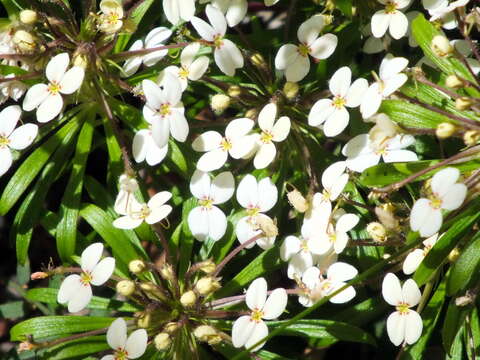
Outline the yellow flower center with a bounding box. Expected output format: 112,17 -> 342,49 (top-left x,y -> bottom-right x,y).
260,131 -> 273,144
107,12 -> 120,25
159,103 -> 171,117
320,279 -> 332,293
430,196 -> 442,209
329,233 -> 337,243
396,303 -> 410,315
131,204 -> 151,220
220,137 -> 232,151
0,135 -> 10,148
114,348 -> 128,360
300,239 -> 309,252
251,309 -> 264,322
80,271 -> 93,286
246,207 -> 260,217
332,96 -> 346,109
199,198 -> 214,209
385,1 -> 397,13
179,66 -> 189,80
322,189 -> 331,201
48,81 -> 61,95
213,35 -> 224,49
298,43 -> 311,57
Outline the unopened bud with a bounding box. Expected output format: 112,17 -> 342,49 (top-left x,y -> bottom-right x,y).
283,81 -> 299,100
211,94 -> 231,113
18,341 -> 36,352
195,277 -> 221,296
193,325 -> 222,345
287,188 -> 308,212
137,313 -> 151,328
375,204 -> 399,230
464,130 -> 480,146
431,35 -> 453,57
455,292 -> 476,306
31,271 -> 48,280
19,10 -> 38,25
255,215 -> 278,237
448,247 -> 461,263
159,264 -> 175,281
436,122 -> 457,139
154,333 -> 171,351
199,259 -> 216,274
250,53 -> 267,69
245,108 -> 258,119
455,96 -> 473,110
116,280 -> 136,296
129,260 -> 147,274
73,54 -> 88,69
164,322 -> 179,334
13,30 -> 36,53
367,222 -> 387,242
445,74 -> 463,88
180,290 -> 197,307
228,85 -> 242,98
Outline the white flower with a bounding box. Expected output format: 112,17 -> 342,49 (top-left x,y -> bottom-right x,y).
114,175 -> 139,215
98,0 -> 124,33
382,273 -> 423,346
371,0 -> 411,40
236,175 -> 278,249
299,262 -> 358,307
360,54 -> 408,119
253,103 -> 291,169
275,15 -> 337,82
0,74 -> 27,104
57,243 -> 115,313
192,117 -> 256,171
424,0 -> 469,29
113,191 -> 173,229
403,233 -> 439,274
122,27 -> 172,77
188,170 -> 235,241
142,76 -> 188,148
132,127 -> 168,166
309,67 -> 368,137
410,167 -> 467,237
163,0 -> 196,25
159,43 -> 210,91
0,105 -> 38,177
191,5 -> 244,76
232,277 -> 287,351
23,53 -> 85,123
200,0 -> 248,27
280,219 -> 338,279
101,318 -> 148,360
342,133 -> 418,172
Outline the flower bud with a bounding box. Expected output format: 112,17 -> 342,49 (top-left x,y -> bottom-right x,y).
159,264 -> 175,281
211,94 -> 231,113
154,333 -> 171,351
287,188 -> 308,213
193,325 -> 223,345
445,74 -> 463,88
455,292 -> 475,306
199,259 -> 216,274
73,54 -> 88,69
375,204 -> 399,231
245,108 -> 258,119
436,122 -> 457,139
283,81 -> 299,100
255,215 -> 278,238
20,10 -> 38,25
116,280 -> 136,296
18,341 -> 36,352
195,277 -> 221,296
164,322 -> 179,334
180,290 -> 197,307
431,35 -> 453,57
464,130 -> 480,146
12,30 -> 36,53
448,247 -> 461,263
31,271 -> 48,280
455,96 -> 473,110
129,259 -> 147,274
367,222 -> 387,242
137,313 -> 151,328
228,85 -> 242,98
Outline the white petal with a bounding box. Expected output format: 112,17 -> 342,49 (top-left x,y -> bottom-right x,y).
22,84 -> 49,112
8,123 -> 37,151
441,183 -> 467,211
272,116 -> 290,142
57,274 -> 81,304
336,213 -> 359,233
142,79 -> 165,110
309,234 -> 333,255
383,149 -> 418,163
345,78 -> 369,107
389,12 -> 408,40
181,43 -> 201,66
232,316 -> 255,348
143,48 -> 168,67
244,321 -> 268,351
163,74 -> 183,106
106,318 -> 127,350
410,199 -> 442,237
333,231 -> 349,254
169,110 -> 189,143
0,105 -> 21,136
387,311 -> 406,346
287,251 -> 313,279
46,53 -> 69,83
329,67 -> 351,97
90,257 -> 115,286
402,279 -> 421,307
207,205 -> 228,241
308,99 -> 335,126
190,169 -> 212,200
101,356 -> 115,360
371,11 -> 390,38
206,4 -> 227,35
81,243 -> 103,272
321,161 -> 346,191
258,103 -> 277,132
431,167 -> 460,198
145,27 -> 172,46
254,143 -> 277,169
148,191 -> 172,209
122,40 -> 144,77
191,16 -> 216,42
404,311 -> 423,345
360,84 -> 382,119
225,0 -> 248,27
297,16 -> 324,45
145,205 -> 172,224
67,284 -> 92,313
163,0 -> 180,24
257,177 -> 277,212
226,117 -> 254,139
346,153 -> 380,173
132,129 -> 149,163
113,216 -> 143,229
382,273 -> 403,306
214,39 -> 243,76
380,55 -> 408,80
237,174 -> 258,209
36,94 -> 63,123
382,73 -> 408,96
402,249 -> 425,275
309,33 -> 337,59
235,216 -> 260,248
327,262 -> 358,282
323,107 -> 349,137
302,266 -> 321,289
329,282 -> 356,304
188,56 -> 210,80
0,148 -> 12,176
246,277 -> 268,310
274,44 -> 299,70
192,131 -> 222,152
285,56 -> 310,83
197,148 -> 228,172
59,67 -> 84,94
262,288 -> 288,320
211,171 -> 235,204
188,206 -> 210,241
124,329 -> 148,358
280,235 -> 301,261
151,117 -> 170,149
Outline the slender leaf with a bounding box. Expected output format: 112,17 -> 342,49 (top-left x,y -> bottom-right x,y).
42,335 -> 108,360
442,298 -> 471,354
379,99 -> 449,129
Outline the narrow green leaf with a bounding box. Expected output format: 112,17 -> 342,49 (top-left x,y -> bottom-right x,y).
103,117 -> 123,189
0,301 -> 24,319
56,113 -> 95,263
42,335 -> 109,360
442,298 -> 471,354
379,99 -> 449,129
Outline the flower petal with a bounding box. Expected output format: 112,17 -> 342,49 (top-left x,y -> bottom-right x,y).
285,55 -> 310,83
191,16 -> 216,42
113,216 -> 143,229
329,66 -> 351,97
206,4 -> 227,35
280,235 -> 301,261
59,67 -> 85,94
382,273 -> 403,306
124,329 -> 148,359
258,103 -> 277,132
81,243 -> 104,272
297,15 -> 324,45
151,117 -> 170,149
132,129 -> 149,163
188,206 -> 210,241
262,288 -> 288,320
386,311 -> 406,346
9,123 -> 38,151
388,12 -> 408,40
431,167 -> 460,198
360,83 -> 382,119
57,274 -> 81,304
106,318 -> 127,350
0,105 -> 21,136
410,198 -> 442,237
254,142 -> 277,169
190,169 -> 212,199
192,131 -> 222,153
188,56 -> 210,80
345,78 -> 368,107
0,148 -> 12,177
145,205 -> 172,224
36,94 -> 63,123
336,213 -> 359,233
379,55 -> 408,80
402,279 -> 421,307
226,117 -> 254,139
308,99 -> 334,127
169,110 -> 189,143
246,277 -> 268,310
148,191 -> 172,209
214,39 -> 243,76
327,262 -> 358,282
225,0 -> 248,27
441,183 -> 467,211
383,149 -> 418,163
207,205 -> 228,241
232,315 -> 255,348
142,79 -> 165,109
67,284 -> 92,313
404,311 -> 423,345
371,11 -> 390,38
22,84 -> 49,112
323,107 -> 349,137
197,148 -> 228,172
309,34 -> 338,60
90,257 -> 115,286
211,171 -> 235,204
46,53 -> 69,83
257,177 -> 277,212
402,249 -> 425,275
274,44 -> 299,70
272,116 -> 290,142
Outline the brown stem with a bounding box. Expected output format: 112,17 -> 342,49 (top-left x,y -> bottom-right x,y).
349,240 -> 404,247
0,72 -> 42,83
203,310 -> 250,318
109,42 -> 191,60
375,144 -> 480,193
341,197 -> 374,212
207,289 -> 302,308
212,233 -> 264,277
456,9 -> 480,65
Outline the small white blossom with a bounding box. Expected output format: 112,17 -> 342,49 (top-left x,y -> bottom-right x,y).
23,53 -> 85,123
232,278 -> 287,351
0,105 -> 38,177
200,0 -> 248,27
163,0 -> 196,25
192,117 -> 256,172
191,5 -> 244,76
0,74 -> 27,104
101,318 -> 148,360
122,27 -> 172,77
57,243 -> 115,312
299,263 -> 358,307
403,233 -> 439,274
275,15 -> 337,82
371,0 -> 411,40
424,0 -> 469,29
98,0 -> 124,33
410,167 -> 467,237
114,175 -> 139,215
132,127 -> 168,166
188,170 -> 235,241
382,273 -> 423,346
236,175 -> 278,249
